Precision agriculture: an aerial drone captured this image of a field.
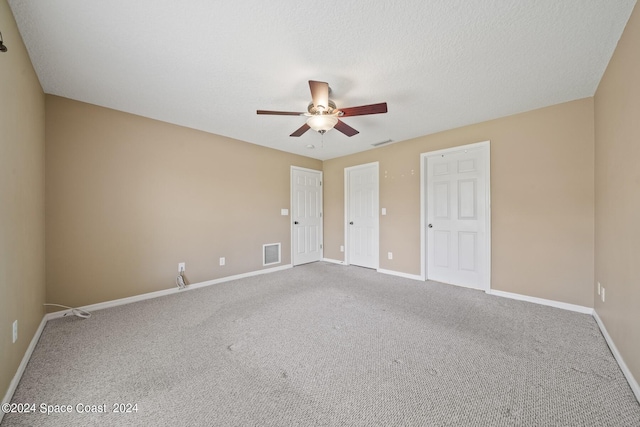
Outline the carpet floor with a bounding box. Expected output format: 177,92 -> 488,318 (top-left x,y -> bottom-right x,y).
2,262 -> 639,426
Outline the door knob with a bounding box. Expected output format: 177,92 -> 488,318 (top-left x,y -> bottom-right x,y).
428,224 -> 433,228
294,221 -> 299,225
349,221 -> 354,225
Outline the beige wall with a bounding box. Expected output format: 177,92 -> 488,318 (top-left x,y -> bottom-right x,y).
45,96 -> 321,307
324,98 -> 595,308
0,0 -> 46,402
594,3 -> 640,385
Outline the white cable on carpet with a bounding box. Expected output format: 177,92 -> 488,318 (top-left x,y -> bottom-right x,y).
44,303 -> 92,319
176,271 -> 187,289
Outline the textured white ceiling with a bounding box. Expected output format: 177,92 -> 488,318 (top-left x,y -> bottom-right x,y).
8,0 -> 637,160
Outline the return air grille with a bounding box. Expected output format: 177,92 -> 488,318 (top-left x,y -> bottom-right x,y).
263,243 -> 281,266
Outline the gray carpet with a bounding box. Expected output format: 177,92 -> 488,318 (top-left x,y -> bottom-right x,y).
2,262 -> 639,426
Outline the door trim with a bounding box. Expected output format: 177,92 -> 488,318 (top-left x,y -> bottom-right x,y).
420,141 -> 491,291
344,162 -> 379,268
290,166 -> 323,266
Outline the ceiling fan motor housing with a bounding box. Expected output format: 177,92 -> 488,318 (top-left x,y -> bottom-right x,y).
307,100 -> 339,116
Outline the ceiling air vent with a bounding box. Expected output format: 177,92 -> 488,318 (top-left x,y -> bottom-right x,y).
371,139 -> 393,147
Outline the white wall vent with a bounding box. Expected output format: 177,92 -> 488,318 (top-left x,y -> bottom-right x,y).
263,243 -> 281,266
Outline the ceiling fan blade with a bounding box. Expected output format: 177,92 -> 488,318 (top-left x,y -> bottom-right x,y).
290,123 -> 311,137
334,119 -> 359,137
257,110 -> 305,116
309,80 -> 329,110
339,102 -> 388,117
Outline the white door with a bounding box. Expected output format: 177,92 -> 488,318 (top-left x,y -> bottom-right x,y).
346,163 -> 379,269
292,167 -> 323,266
426,144 -> 489,290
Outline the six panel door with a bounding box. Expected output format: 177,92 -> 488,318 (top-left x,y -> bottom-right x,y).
427,148 -> 487,289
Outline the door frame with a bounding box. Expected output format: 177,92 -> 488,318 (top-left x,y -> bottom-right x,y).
420,141 -> 491,291
291,166 -> 323,266
344,162 -> 379,268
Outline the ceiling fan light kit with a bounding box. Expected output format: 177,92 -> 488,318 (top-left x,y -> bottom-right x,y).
257,80 -> 387,138
307,115 -> 338,134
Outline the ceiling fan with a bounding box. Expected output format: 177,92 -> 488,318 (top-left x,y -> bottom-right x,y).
257,80 -> 388,137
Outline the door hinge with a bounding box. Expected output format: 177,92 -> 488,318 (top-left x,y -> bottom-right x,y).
320,212 -> 323,217
320,181 -> 322,186
320,244 -> 323,249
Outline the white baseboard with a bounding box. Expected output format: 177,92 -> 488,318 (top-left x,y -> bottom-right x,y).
184,264 -> 293,291
593,310 -> 640,403
47,289 -> 182,320
487,289 -> 594,315
46,264 -> 293,320
377,268 -> 423,281
1,315 -> 48,423
322,258 -> 345,265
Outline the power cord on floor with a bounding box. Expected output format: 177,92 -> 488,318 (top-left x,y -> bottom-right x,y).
44,303 -> 92,319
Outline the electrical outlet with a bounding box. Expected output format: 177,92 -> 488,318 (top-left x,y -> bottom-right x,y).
12,320 -> 18,343
388,252 -> 393,260
602,288 -> 606,302
597,282 -> 601,295
219,257 -> 225,266
178,262 -> 185,274
340,245 -> 344,253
